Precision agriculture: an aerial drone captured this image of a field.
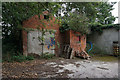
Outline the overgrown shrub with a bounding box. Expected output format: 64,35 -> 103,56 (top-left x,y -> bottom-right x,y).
25,55 -> 34,60
2,42 -> 32,62
12,55 -> 26,62
2,43 -> 17,56
40,52 -> 55,59
60,12 -> 90,34
2,52 -> 34,62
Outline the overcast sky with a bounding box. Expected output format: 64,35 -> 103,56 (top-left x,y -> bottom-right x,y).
108,0 -> 120,24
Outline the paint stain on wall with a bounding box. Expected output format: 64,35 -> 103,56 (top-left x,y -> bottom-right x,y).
47,37 -> 55,50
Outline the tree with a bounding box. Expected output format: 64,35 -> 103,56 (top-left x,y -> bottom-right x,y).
58,2 -> 116,25
95,2 -> 116,24
58,2 -> 99,22
60,12 -> 90,34
59,2 -> 116,35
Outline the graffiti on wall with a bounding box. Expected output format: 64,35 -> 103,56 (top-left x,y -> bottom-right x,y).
47,37 -> 55,50
44,32 -> 55,50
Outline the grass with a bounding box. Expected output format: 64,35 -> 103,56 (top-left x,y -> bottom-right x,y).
2,53 -> 34,62
39,52 -> 55,59
91,55 -> 118,62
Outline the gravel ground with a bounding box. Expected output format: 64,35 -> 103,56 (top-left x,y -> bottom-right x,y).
2,56 -> 118,79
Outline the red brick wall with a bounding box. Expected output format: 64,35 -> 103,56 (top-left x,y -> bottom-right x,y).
22,30 -> 28,56
22,11 -> 62,56
69,30 -> 86,53
62,30 -> 70,44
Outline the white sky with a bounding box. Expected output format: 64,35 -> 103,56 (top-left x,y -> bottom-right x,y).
108,0 -> 120,24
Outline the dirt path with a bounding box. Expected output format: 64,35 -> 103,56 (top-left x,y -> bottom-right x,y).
2,57 -> 118,78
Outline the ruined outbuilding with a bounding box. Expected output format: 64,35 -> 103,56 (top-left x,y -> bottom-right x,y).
22,11 -> 89,59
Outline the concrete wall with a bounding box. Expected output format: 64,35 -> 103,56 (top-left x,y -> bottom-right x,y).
88,28 -> 119,54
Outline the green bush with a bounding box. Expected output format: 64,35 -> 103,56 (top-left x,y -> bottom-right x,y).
60,12 -> 90,35
25,56 -> 34,60
40,53 -> 55,59
12,55 -> 26,62
3,52 -> 34,62
2,53 -> 13,62
2,42 -> 34,62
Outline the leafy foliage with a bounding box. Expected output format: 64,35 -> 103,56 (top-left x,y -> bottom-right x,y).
59,2 -> 116,34
58,2 -> 99,21
90,24 -> 120,34
60,12 -> 90,34
39,52 -> 55,59
59,2 -> 116,25
3,52 -> 34,62
95,2 -> 117,24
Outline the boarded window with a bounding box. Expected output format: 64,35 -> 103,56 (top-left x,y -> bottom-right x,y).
79,36 -> 81,42
44,15 -> 49,20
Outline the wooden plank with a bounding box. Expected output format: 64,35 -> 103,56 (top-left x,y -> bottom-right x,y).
66,45 -> 71,59
70,48 -> 75,59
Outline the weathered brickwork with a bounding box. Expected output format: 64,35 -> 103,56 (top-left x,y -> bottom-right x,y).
70,30 -> 86,53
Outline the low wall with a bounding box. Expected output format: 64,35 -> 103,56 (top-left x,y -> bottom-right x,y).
88,28 -> 119,54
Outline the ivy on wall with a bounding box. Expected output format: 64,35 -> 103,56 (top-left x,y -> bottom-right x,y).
90,24 -> 120,34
